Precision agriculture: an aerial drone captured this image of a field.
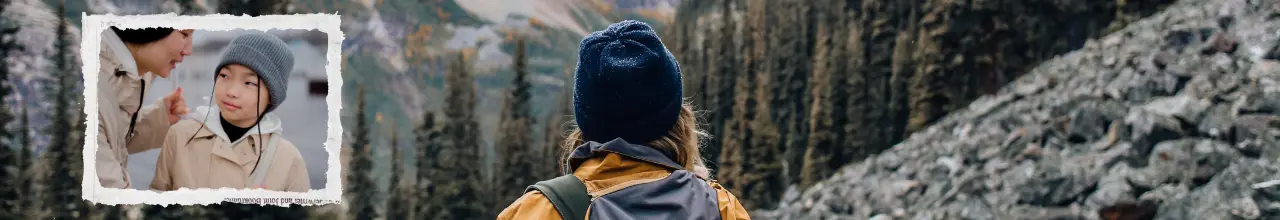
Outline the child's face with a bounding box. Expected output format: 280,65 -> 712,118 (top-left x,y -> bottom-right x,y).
215,64 -> 271,125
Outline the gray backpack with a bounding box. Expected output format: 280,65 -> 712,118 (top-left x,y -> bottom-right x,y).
526,174 -> 590,220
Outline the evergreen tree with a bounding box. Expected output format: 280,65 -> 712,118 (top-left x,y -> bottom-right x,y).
43,1 -> 90,218
700,0 -> 732,178
18,107 -> 29,171
713,0 -> 790,210
541,70 -> 573,179
93,203 -> 126,220
206,202 -> 307,220
759,0 -> 789,187
716,0 -> 750,208
14,106 -> 32,216
22,153 -> 49,220
142,204 -> 223,220
714,40 -> 752,209
685,1 -> 708,165
800,0 -> 850,190
541,110 -> 562,179
748,0 -> 784,209
495,37 -> 535,208
908,0 -> 951,128
778,0 -> 814,188
854,0 -> 911,163
19,99 -> 46,220
0,120 -> 12,217
347,84 -> 377,220
218,0 -> 289,16
413,110 -> 440,219
0,84 -> 14,216
175,0 -> 204,15
389,128 -> 401,194
0,5 -> 20,215
0,0 -> 19,142
420,50 -> 488,220
669,0 -> 1170,209
387,128 -> 414,220
741,50 -> 785,211
886,1 -> 920,159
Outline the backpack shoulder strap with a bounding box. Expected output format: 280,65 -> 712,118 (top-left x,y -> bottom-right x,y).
526,174 -> 590,220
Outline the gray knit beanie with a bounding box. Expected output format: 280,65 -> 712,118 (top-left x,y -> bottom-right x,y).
214,32 -> 294,114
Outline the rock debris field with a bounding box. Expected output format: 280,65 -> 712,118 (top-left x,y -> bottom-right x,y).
756,0 -> 1280,219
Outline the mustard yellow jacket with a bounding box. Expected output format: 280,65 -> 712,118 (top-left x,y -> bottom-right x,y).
498,139 -> 751,220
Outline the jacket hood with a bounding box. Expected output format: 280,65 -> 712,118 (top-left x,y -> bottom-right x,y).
566,138 -> 684,175
185,105 -> 284,144
101,29 -> 155,114
102,29 -> 143,78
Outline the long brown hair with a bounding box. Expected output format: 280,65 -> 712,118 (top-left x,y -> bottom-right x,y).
559,101 -> 711,179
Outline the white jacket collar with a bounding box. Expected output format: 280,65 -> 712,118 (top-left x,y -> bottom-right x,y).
187,105 -> 284,144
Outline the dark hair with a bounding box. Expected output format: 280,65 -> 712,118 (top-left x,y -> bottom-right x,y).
110,26 -> 175,44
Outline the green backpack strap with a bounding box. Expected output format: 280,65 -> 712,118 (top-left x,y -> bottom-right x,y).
526,174 -> 590,220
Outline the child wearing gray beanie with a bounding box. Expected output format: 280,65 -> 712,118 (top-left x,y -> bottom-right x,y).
151,32 -> 311,192
215,32 -> 295,115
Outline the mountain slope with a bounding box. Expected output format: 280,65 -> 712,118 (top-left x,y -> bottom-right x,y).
756,0 -> 1280,218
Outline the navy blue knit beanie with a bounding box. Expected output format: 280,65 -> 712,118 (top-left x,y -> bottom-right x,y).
573,20 -> 683,144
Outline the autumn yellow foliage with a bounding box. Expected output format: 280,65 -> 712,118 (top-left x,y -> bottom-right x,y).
404,24 -> 435,66
461,47 -> 476,62
435,7 -> 451,20
528,17 -> 546,29
587,0 -> 613,14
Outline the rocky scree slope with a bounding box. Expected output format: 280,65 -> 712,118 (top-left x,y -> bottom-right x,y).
755,0 -> 1280,219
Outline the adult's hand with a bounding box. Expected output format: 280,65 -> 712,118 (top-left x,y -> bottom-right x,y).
165,87 -> 189,125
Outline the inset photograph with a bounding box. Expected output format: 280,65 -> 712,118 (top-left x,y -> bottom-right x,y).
82,14 -> 343,206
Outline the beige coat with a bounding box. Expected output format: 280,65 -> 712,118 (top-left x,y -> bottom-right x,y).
150,106 -> 311,192
96,29 -> 172,189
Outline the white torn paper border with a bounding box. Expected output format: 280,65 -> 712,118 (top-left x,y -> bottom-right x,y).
1255,179 -> 1280,189
80,13 -> 345,206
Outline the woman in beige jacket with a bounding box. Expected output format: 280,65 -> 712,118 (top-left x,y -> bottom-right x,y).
150,33 -> 310,192
96,27 -> 193,189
